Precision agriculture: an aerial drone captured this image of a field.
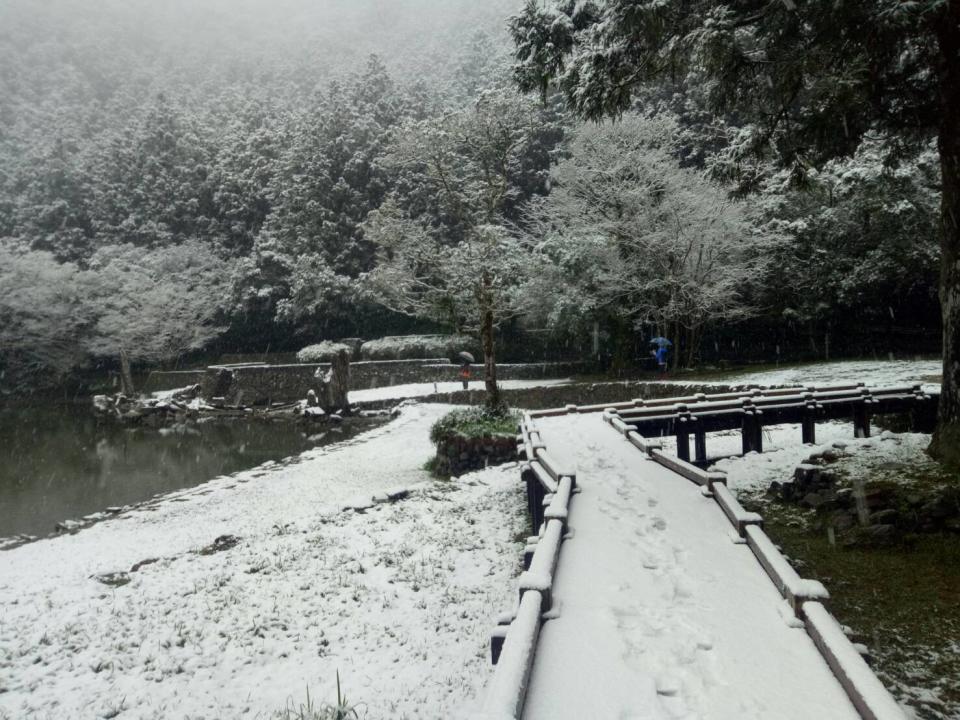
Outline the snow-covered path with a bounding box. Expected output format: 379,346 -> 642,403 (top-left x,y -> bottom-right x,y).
675,358 -> 941,391
521,413 -> 862,720
349,378 -> 571,403
0,404 -> 526,720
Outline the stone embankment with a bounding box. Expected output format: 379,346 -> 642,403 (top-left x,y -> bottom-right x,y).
144,359 -> 591,404
769,442 -> 960,545
431,433 -> 518,477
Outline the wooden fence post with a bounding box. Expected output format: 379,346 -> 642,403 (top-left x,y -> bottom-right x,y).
694,428 -> 707,463
802,408 -> 817,444
676,411 -> 693,462
852,400 -> 870,439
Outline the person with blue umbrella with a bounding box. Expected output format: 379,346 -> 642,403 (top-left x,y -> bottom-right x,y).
649,337 -> 672,377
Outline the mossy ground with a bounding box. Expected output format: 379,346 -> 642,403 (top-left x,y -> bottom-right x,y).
741,493 -> 960,720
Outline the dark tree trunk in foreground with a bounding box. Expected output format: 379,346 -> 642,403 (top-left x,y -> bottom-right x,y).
930,0 -> 960,466
479,272 -> 502,412
931,2 -> 960,467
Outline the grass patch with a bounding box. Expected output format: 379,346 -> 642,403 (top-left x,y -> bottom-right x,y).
274,674 -> 359,720
743,496 -> 960,720
429,407 -> 519,444
422,456 -> 441,476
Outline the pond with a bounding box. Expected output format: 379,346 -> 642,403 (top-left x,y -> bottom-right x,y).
0,400 -> 381,542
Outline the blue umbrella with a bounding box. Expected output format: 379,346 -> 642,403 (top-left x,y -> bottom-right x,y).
649,337 -> 672,347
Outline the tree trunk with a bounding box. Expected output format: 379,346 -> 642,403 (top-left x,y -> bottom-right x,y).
671,320 -> 681,371
930,3 -> 960,467
326,349 -> 351,412
119,349 -> 135,396
480,274 -> 502,412
686,325 -> 699,368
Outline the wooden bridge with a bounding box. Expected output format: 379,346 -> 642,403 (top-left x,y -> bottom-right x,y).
473,384 -> 937,720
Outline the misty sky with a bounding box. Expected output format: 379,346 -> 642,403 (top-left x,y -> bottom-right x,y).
0,0 -> 524,94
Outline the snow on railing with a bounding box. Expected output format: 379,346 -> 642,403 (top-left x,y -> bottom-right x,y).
610,383 -> 937,462
475,413 -> 576,720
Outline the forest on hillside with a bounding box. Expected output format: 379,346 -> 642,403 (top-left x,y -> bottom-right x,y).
0,0 -> 942,392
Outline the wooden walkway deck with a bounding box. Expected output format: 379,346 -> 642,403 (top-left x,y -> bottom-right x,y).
474,386 -> 919,720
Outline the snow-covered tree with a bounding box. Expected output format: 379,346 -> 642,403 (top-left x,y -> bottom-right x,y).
754,136 -> 941,350
364,89 -> 563,410
0,241 -> 90,389
526,115 -> 773,366
81,240 -> 234,365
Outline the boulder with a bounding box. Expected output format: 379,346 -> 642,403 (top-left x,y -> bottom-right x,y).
868,508 -> 899,525
801,492 -> 826,509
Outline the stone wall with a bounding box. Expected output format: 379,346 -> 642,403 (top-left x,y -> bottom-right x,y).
144,359 -> 591,404
357,380 -> 743,411
200,363 -> 324,406
141,370 -> 208,393
432,433 -> 518,477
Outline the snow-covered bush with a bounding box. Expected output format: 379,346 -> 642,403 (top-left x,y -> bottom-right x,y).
296,341 -> 353,363
359,335 -> 477,361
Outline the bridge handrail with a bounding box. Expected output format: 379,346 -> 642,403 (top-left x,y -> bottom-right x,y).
478,415 -> 577,719
616,384 -> 925,422
490,387 -> 912,720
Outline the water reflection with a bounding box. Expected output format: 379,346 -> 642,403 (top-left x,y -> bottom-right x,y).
0,401 -> 379,540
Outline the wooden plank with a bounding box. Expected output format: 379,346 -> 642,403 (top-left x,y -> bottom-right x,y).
534,448 -> 576,486
744,525 -> 829,614
544,476 -> 573,526
518,518 -> 564,611
649,448 -> 712,486
528,461 -> 558,494
713,483 -> 764,536
802,602 -> 907,720
479,589 -> 543,720
610,415 -> 631,435
626,430 -> 662,454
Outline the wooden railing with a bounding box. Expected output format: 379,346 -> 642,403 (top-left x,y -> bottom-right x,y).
604,387 -> 911,720
474,387 -> 916,720
605,383 -> 937,464
474,413 -> 576,720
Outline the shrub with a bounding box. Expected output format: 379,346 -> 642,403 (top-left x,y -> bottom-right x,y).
430,407 -> 520,444
359,334 -> 478,361
296,342 -> 353,363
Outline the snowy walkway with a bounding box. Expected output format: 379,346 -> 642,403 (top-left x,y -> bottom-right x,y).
521,412 -> 862,720
349,377 -> 571,403
0,404 -> 525,720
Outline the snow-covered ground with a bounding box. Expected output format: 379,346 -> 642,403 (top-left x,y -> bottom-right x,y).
649,417 -> 930,495
521,413 -> 863,719
675,358 -> 941,391
348,378 -> 571,403
703,424 -> 933,494
0,404 -> 526,720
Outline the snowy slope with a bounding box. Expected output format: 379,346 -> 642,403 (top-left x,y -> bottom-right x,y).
519,413 -> 861,720
0,404 -> 526,720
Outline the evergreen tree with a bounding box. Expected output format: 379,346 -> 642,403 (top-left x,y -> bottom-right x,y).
510,0 -> 960,465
